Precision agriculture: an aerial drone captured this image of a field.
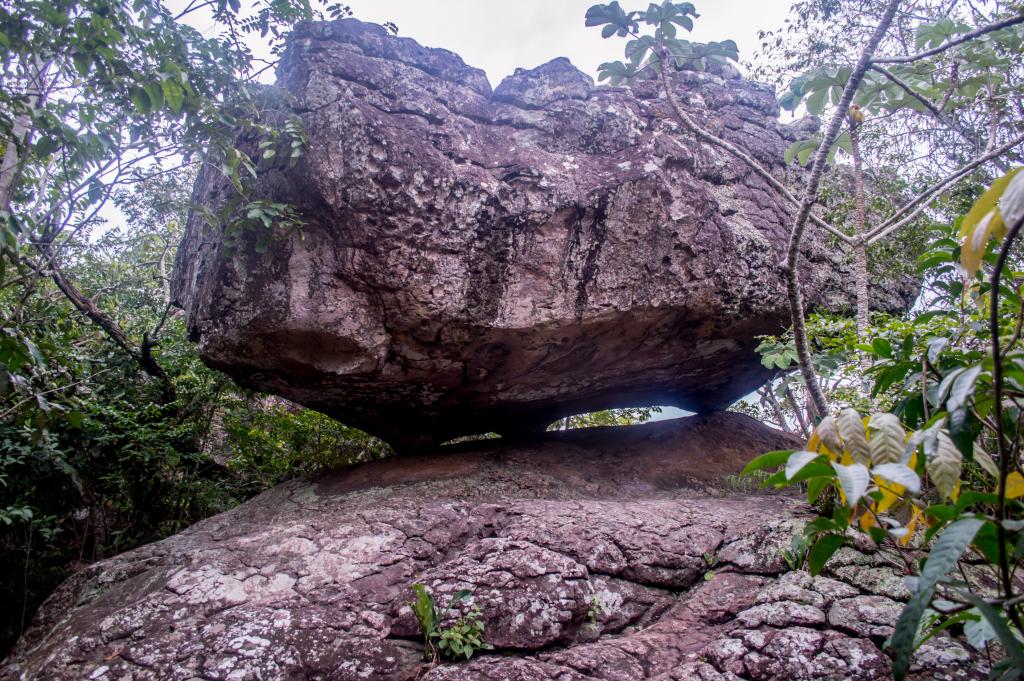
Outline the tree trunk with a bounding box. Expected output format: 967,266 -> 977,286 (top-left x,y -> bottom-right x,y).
783,0 -> 902,419
0,57 -> 49,209
850,123 -> 870,338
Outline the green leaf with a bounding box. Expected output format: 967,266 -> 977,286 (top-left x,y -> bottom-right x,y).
130,87 -> 152,114
871,338 -> 893,358
807,476 -> 832,503
34,136 -> 61,158
891,517 -> 984,680
946,365 -> 981,414
805,87 -> 828,115
923,517 -> 984,593
807,534 -> 845,575
963,610 -> 995,650
832,462 -> 869,506
838,408 -> 870,465
72,52 -> 91,76
958,591 -> 1024,671
741,449 -> 793,476
972,444 -> 999,478
785,451 -> 824,480
868,412 -> 904,465
162,79 -> 185,113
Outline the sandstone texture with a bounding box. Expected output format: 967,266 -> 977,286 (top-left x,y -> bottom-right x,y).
2,414 -> 982,680
171,20 -> 915,451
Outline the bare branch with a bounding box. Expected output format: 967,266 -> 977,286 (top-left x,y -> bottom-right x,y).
654,55 -> 853,245
786,0 -> 903,419
873,14 -> 1024,64
865,132 -> 1024,245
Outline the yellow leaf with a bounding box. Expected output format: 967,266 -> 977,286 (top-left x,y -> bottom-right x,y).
961,209 -> 1003,274
807,431 -> 820,453
959,167 -> 1022,273
901,506 -> 924,547
959,168 -> 1022,240
859,510 -> 876,532
1006,471 -> 1024,499
875,480 -> 902,514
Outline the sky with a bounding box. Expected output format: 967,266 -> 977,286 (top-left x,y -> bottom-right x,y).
339,0 -> 794,87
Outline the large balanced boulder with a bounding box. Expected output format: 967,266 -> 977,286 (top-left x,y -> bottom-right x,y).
172,20 -> 914,451
1,414 -> 981,680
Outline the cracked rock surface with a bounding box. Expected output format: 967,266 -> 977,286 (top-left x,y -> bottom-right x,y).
2,413 -> 982,680
171,19 -> 916,452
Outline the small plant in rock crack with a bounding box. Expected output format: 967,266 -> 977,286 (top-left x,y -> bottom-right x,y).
781,534 -> 808,572
702,552 -> 719,581
586,593 -> 604,625
409,583 -> 492,663
436,605 -> 491,661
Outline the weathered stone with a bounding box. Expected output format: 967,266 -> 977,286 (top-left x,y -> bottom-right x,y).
828,595 -> 903,639
736,601 -> 827,628
2,415 -> 983,681
171,19 -> 915,451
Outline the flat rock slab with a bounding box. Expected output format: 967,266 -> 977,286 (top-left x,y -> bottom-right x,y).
2,414 -> 980,680
171,19 -> 916,452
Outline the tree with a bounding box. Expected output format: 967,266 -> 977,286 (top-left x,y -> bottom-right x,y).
0,0 -> 351,409
0,0 -> 395,654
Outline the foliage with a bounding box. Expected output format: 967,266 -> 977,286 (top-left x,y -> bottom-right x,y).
221,397 -> 389,493
753,0 -> 1024,179
548,406 -> 663,431
409,583 -> 493,663
586,1 -> 739,85
702,551 -> 718,581
0,167 -> 388,655
586,593 -> 603,625
745,171 -> 1024,679
435,606 -> 491,661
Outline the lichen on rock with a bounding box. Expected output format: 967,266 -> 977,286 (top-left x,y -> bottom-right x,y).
1,414 -> 985,680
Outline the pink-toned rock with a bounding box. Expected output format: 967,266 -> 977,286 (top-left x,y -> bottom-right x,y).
1,415 -> 983,680
171,19 -> 916,452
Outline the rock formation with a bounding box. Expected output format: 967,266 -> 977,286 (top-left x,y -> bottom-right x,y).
1,414 -> 982,680
171,19 -> 915,452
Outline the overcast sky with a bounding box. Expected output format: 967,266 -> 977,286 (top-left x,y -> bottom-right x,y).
339,0 -> 794,87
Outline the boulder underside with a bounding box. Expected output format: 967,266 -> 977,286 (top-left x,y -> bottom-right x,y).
171,20 -> 916,451
2,414 -> 983,680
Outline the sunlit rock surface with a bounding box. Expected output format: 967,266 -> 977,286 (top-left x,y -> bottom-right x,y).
171,19 -> 915,452
2,414 -> 980,680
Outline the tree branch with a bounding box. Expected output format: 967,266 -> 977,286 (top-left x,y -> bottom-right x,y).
869,64 -> 1017,170
989,211 -> 1024,631
865,132 -> 1024,245
39,247 -> 176,403
653,56 -> 853,246
785,0 -> 903,419
872,14 -> 1024,64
